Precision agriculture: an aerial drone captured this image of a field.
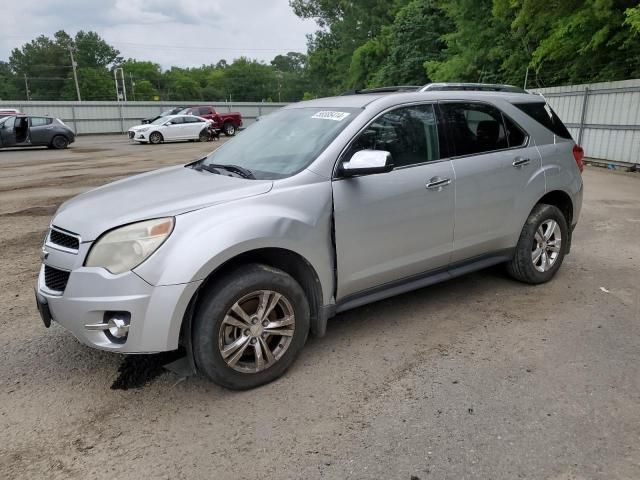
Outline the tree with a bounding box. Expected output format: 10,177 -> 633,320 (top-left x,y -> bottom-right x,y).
134,80 -> 159,101
291,0 -> 409,93
375,0 -> 452,86
0,61 -> 20,100
9,30 -> 121,100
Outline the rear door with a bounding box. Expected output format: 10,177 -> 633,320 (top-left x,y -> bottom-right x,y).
333,103 -> 455,299
439,101 -> 544,262
29,117 -> 53,145
183,116 -> 207,138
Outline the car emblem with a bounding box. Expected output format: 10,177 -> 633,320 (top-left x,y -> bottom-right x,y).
41,248 -> 49,261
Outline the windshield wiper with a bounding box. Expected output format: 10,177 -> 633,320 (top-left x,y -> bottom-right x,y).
194,162 -> 255,179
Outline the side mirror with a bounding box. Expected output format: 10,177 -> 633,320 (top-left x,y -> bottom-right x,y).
341,150 -> 394,177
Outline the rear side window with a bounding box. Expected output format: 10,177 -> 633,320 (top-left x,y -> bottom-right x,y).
30,117 -> 52,127
198,107 -> 211,115
440,102 -> 509,156
514,102 -> 572,139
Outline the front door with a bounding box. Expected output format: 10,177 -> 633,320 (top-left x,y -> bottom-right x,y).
0,117 -> 17,147
333,103 -> 455,299
438,101 -> 545,262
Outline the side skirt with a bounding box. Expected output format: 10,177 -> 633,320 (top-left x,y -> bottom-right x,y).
333,249 -> 514,315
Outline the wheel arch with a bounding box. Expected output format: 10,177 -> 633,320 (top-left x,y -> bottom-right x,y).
180,247 -> 326,353
537,190 -> 573,227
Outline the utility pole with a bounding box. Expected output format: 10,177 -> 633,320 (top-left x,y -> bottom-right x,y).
523,66 -> 530,90
68,46 -> 82,101
24,74 -> 30,101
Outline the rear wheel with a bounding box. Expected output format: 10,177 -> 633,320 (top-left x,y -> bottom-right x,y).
507,204 -> 568,284
50,135 -> 69,149
149,131 -> 163,144
193,264 -> 310,389
223,121 -> 236,136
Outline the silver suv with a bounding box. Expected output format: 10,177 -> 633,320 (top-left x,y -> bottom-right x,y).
35,85 -> 584,389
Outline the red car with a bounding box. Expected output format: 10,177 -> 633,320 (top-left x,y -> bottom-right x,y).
179,106 -> 242,136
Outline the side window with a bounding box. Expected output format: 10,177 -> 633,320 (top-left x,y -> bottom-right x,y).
440,102 -> 510,156
347,104 -> 441,168
30,117 -> 51,127
198,107 -> 211,116
169,117 -> 184,125
502,114 -> 527,147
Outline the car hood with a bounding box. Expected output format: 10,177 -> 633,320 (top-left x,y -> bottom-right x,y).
52,165 -> 273,241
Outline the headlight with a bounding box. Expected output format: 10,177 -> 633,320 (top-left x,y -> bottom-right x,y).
85,218 -> 174,274
137,127 -> 150,132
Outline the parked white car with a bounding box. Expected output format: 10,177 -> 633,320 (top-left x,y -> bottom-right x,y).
128,115 -> 212,144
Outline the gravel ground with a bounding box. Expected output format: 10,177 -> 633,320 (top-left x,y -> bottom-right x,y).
0,136 -> 638,480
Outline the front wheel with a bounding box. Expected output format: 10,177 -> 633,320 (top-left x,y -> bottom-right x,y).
223,121 -> 236,136
507,204 -> 568,284
193,264 -> 310,389
149,131 -> 163,144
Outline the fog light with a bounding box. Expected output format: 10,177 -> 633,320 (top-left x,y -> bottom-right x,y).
107,317 -> 129,338
85,312 -> 130,343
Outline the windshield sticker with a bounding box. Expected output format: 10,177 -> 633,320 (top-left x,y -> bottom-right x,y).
311,111 -> 351,121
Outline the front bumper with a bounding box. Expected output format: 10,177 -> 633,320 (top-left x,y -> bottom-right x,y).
36,263 -> 201,353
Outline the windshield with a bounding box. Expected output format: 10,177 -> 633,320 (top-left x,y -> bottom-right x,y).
0,116 -> 9,126
202,107 -> 360,179
151,116 -> 169,125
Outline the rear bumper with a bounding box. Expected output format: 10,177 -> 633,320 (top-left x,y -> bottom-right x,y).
36,265 -> 201,353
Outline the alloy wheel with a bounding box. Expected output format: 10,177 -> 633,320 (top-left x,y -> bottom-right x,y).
532,219 -> 562,272
218,290 -> 295,374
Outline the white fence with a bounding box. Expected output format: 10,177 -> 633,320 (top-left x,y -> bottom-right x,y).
0,101 -> 288,135
534,79 -> 640,166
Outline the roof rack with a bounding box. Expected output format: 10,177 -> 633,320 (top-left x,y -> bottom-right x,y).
419,83 -> 527,93
340,85 -> 421,96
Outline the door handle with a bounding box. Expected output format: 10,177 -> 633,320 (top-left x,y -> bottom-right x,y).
426,177 -> 451,190
512,157 -> 531,167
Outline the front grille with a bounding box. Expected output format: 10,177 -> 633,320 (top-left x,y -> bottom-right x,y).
44,265 -> 71,292
49,228 -> 80,251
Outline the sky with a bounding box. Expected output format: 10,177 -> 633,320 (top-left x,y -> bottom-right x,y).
0,0 -> 318,68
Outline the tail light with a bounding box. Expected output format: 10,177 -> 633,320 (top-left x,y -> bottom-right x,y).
573,144 -> 584,173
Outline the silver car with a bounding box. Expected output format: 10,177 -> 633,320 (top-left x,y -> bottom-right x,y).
35,84 -> 584,389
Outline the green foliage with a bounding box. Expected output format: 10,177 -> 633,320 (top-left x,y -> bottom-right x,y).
4,4 -> 640,103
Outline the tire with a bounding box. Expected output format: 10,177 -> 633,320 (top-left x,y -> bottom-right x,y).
223,121 -> 236,136
149,131 -> 163,144
507,204 -> 568,284
198,130 -> 209,142
50,135 -> 69,150
193,264 -> 310,390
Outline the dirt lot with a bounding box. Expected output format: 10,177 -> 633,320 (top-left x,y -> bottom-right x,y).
0,135 -> 639,479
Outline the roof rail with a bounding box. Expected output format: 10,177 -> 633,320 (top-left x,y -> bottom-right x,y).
340,85 -> 422,96
420,83 -> 528,94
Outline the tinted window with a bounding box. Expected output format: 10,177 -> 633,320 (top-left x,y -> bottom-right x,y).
347,104 -> 440,168
514,102 -> 572,139
503,115 -> 527,147
440,102 -> 512,156
30,117 -> 52,127
184,116 -> 203,123
169,117 -> 184,125
198,107 -> 212,115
